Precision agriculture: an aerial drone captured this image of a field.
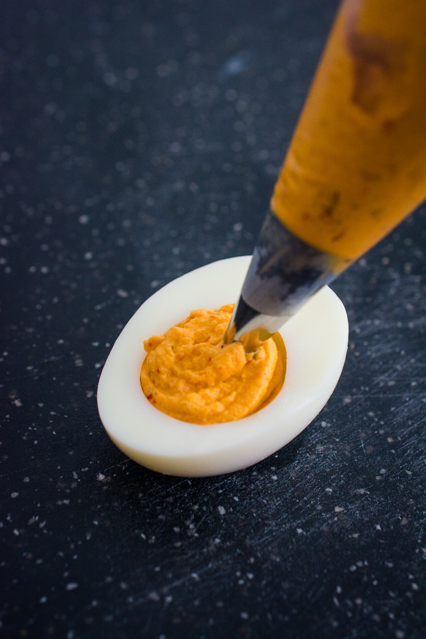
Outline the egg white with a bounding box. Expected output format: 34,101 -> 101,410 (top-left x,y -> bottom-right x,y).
97,256 -> 348,477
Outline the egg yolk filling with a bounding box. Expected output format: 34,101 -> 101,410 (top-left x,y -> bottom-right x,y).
140,304 -> 284,425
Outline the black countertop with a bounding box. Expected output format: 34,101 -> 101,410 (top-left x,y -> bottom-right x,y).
1,1 -> 425,637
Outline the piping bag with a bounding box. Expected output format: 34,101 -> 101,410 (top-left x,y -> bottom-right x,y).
224,0 -> 426,352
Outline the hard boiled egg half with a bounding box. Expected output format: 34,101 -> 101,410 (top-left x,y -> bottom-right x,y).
97,256 -> 348,477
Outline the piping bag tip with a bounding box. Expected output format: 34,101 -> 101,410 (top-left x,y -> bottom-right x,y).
224,208 -> 345,352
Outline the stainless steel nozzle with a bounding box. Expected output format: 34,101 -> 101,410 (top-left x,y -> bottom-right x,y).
223,209 -> 351,351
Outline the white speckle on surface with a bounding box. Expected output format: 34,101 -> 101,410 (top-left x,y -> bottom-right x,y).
104,71 -> 117,86
240,612 -> 249,620
66,583 -> 78,591
148,591 -> 160,601
11,493 -> 19,498
218,506 -> 226,515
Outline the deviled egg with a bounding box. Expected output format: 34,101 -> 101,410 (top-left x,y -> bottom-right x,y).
97,256 -> 348,477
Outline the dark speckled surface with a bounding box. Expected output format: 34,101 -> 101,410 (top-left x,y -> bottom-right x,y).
1,1 -> 425,638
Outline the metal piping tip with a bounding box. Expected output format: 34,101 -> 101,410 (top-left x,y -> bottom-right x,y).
224,208 -> 350,352
223,297 -> 282,352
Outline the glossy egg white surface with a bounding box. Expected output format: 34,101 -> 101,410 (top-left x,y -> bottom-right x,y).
97,256 -> 348,477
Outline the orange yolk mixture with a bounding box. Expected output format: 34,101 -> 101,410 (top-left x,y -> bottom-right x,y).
140,305 -> 284,425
